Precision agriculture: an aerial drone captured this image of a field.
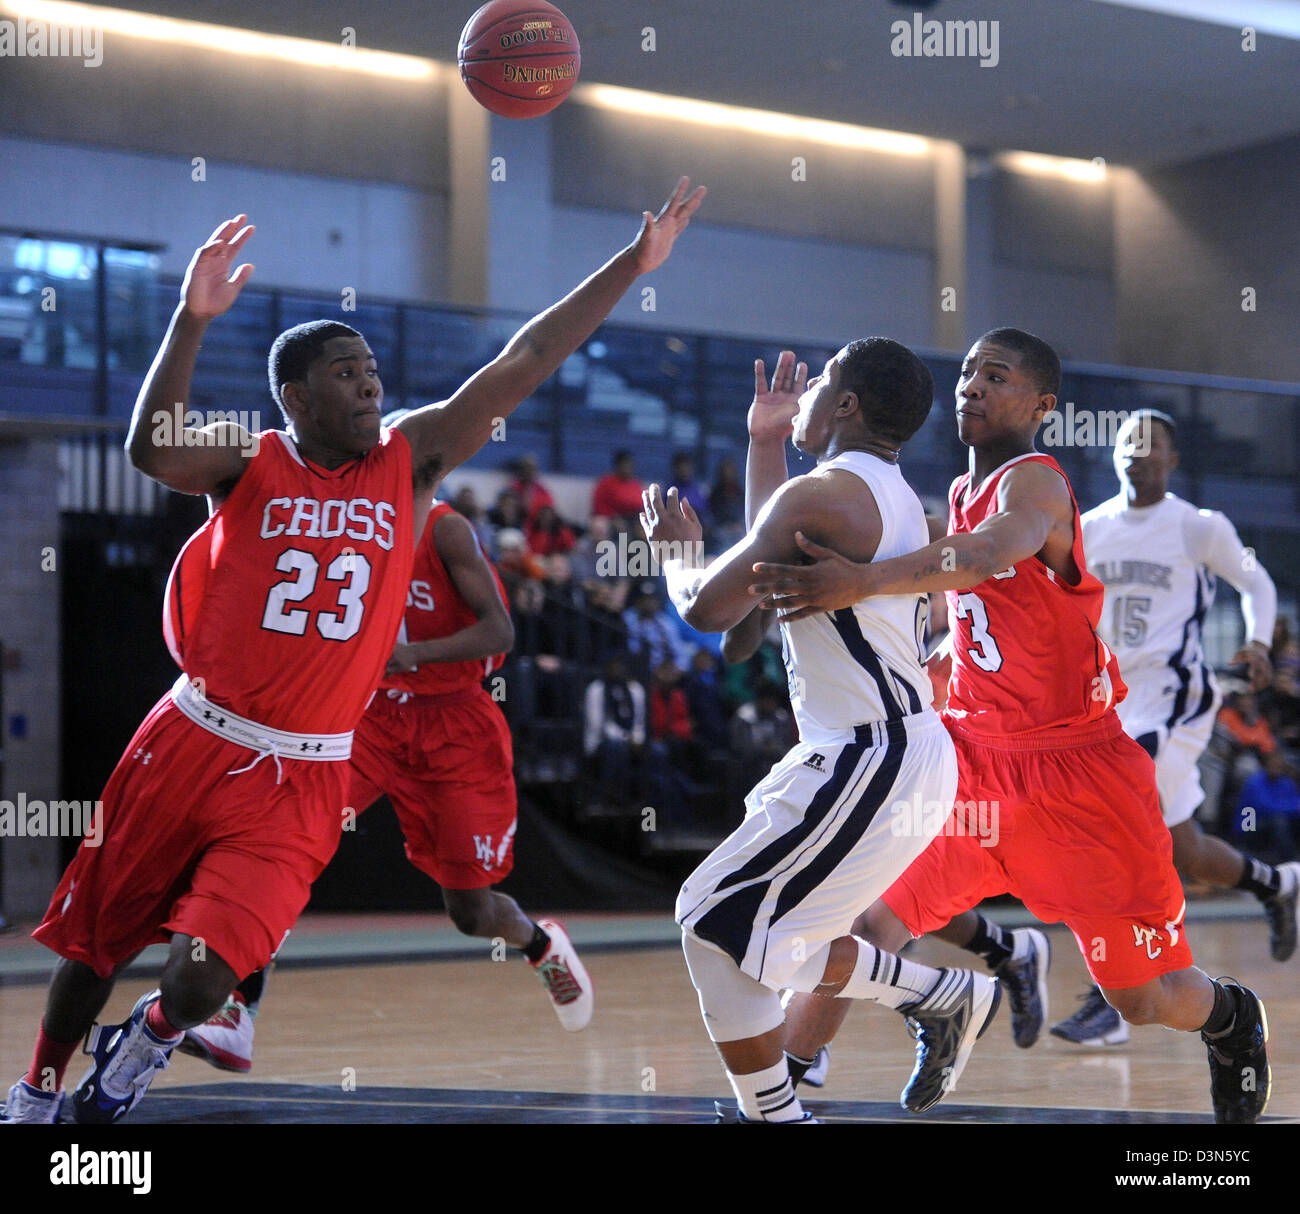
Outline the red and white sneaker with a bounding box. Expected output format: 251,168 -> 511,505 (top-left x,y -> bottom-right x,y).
179,993 -> 255,1073
530,919 -> 594,1032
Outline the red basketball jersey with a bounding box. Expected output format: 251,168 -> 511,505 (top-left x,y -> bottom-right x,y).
382,501 -> 509,696
943,452 -> 1125,737
163,428 -> 415,735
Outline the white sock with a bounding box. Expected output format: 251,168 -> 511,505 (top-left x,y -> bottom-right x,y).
727,1060 -> 805,1122
833,939 -> 943,1009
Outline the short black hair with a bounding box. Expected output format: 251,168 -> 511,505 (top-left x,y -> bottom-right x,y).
838,337 -> 935,445
267,321 -> 363,420
976,327 -> 1061,397
1129,408 -> 1177,448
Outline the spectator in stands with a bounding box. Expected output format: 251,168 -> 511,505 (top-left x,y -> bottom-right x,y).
1236,750 -> 1300,862
487,485 -> 525,547
1262,638 -> 1300,753
708,456 -> 744,549
647,658 -> 697,828
592,450 -> 645,525
624,581 -> 693,679
494,527 -> 546,612
583,657 -> 646,809
1220,691 -> 1278,761
670,451 -> 709,524
450,484 -> 493,553
509,453 -> 555,525
684,648 -> 730,751
571,513 -> 612,586
525,503 -> 576,557
730,680 -> 795,792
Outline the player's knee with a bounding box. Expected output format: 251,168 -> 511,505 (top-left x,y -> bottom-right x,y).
852,900 -> 910,953
445,892 -> 492,937
1102,985 -> 1159,1026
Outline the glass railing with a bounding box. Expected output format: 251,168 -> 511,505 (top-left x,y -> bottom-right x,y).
2,251 -> 1297,588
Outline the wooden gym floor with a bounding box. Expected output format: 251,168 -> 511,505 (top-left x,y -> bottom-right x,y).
0,905 -> 1296,1124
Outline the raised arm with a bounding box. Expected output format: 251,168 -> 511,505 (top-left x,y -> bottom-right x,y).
750,459 -> 1074,620
394,178 -> 705,490
385,512 -> 514,677
126,216 -> 259,499
1192,510 -> 1277,689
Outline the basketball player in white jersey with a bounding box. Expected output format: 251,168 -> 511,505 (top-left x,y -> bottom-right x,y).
640,341 -> 1000,1123
1051,408 -> 1294,1046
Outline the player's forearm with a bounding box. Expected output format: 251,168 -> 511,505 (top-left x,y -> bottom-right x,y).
126,304 -> 209,475
863,531 -> 1008,596
721,609 -> 767,664
406,617 -> 514,666
666,555 -> 751,634
745,436 -> 789,530
501,248 -> 641,391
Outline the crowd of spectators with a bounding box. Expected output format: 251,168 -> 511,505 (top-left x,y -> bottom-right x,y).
448,450 -> 794,836
1211,618 -> 1300,861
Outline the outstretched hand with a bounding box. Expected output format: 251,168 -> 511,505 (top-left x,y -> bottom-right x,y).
640,483 -> 704,554
749,350 -> 807,442
629,177 -> 707,275
749,531 -> 870,621
181,215 -> 256,320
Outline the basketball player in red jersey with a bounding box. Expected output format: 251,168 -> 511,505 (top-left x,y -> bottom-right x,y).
750,329 -> 1270,1124
3,179 -> 704,1124
181,495 -> 591,1072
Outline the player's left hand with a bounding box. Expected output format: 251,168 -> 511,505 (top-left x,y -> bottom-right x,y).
385,642 -> 421,677
750,531 -> 872,621
640,484 -> 703,555
1232,642 -> 1273,692
629,177 -> 707,275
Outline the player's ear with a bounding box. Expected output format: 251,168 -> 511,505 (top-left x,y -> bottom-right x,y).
837,391 -> 860,418
1036,393 -> 1058,419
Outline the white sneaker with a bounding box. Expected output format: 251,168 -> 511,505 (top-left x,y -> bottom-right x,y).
802,1045 -> 831,1088
179,994 -> 255,1073
530,919 -> 594,1031
2,1080 -> 65,1124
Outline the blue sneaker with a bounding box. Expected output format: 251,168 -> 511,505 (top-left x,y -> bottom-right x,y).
71,990 -> 179,1124
994,928 -> 1050,1048
899,969 -> 1001,1113
1049,985 -> 1130,1046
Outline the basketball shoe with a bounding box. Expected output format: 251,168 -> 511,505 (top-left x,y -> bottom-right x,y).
714,1101 -> 818,1124
71,990 -> 180,1124
1202,979 -> 1270,1124
1,1080 -> 64,1124
1262,861 -> 1300,963
898,969 -> 1001,1113
179,992 -> 254,1073
994,928 -> 1050,1047
1049,986 -> 1130,1046
530,919 -> 594,1031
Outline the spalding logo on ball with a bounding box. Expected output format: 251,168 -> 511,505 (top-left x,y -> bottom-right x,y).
458,0 -> 581,119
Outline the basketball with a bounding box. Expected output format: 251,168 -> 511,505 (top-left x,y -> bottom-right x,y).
457,0 -> 581,119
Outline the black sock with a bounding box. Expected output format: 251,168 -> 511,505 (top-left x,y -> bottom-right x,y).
521,922 -> 551,964
1236,857 -> 1282,901
966,914 -> 1013,969
1201,980 -> 1241,1037
236,969 -> 266,1014
785,1051 -> 817,1086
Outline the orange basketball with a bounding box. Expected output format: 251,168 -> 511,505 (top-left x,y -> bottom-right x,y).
457,0 -> 581,119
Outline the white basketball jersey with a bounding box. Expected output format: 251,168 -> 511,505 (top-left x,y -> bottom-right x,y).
780,451 -> 932,742
1082,493 -> 1216,726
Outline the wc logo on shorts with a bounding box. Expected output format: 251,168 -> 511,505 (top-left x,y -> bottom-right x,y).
802,752 -> 826,772
1132,924 -> 1164,959
474,834 -> 501,869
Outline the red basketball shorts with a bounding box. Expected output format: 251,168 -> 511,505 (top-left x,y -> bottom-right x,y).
882,712 -> 1193,989
34,693 -> 348,981
347,685 -> 516,890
